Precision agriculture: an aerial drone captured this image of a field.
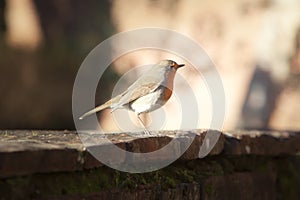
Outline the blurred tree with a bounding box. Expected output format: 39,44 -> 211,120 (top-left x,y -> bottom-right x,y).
0,1 -> 117,129
0,0 -> 5,35
5,0 -> 42,50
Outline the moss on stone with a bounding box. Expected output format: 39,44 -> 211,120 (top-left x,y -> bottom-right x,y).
1,155 -> 299,199
204,184 -> 213,197
276,157 -> 300,200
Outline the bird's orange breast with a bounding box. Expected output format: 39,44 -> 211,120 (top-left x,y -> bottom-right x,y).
163,87 -> 173,101
162,71 -> 175,101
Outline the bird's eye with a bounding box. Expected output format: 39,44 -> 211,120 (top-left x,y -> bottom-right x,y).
170,63 -> 175,69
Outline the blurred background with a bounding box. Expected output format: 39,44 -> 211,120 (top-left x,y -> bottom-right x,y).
0,0 -> 300,131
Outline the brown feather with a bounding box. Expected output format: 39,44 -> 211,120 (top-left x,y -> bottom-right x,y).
111,82 -> 160,112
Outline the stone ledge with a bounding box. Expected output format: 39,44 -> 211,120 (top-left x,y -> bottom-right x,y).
0,130 -> 300,178
1,130 -> 300,199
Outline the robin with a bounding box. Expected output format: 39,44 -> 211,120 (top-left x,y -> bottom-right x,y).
79,59 -> 185,135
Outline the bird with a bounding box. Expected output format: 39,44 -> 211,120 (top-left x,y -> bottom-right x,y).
79,59 -> 185,135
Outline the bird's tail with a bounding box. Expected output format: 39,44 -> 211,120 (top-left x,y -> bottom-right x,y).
79,99 -> 113,120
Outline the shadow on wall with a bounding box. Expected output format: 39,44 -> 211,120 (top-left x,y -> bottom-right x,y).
239,66 -> 280,129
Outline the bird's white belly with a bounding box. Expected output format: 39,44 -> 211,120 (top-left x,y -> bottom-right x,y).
130,90 -> 164,114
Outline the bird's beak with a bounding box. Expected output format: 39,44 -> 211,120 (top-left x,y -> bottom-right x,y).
178,64 -> 185,68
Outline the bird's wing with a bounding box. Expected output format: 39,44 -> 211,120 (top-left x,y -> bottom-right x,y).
111,77 -> 161,112
79,72 -> 162,118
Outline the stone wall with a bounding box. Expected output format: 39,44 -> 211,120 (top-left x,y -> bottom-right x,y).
0,130 -> 300,199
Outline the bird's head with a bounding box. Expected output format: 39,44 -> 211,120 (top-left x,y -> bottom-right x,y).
148,59 -> 185,83
152,60 -> 185,85
158,60 -> 185,72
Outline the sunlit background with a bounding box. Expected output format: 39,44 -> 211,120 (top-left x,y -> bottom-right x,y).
0,0 -> 300,131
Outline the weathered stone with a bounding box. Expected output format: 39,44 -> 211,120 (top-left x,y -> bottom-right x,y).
1,130 -> 300,179
180,130 -> 225,160
0,130 -> 84,178
0,154 -> 299,200
160,183 -> 200,200
202,172 -> 277,200
224,131 -> 300,155
41,183 -> 200,200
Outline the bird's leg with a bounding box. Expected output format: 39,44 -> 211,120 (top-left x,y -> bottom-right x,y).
136,113 -> 151,136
